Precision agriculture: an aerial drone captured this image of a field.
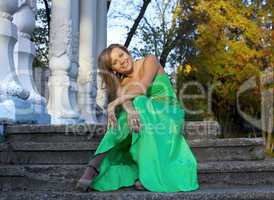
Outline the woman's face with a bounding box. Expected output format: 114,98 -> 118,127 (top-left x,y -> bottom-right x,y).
110,47 -> 133,75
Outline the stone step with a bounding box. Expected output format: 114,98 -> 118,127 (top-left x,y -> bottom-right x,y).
0,138 -> 265,164
1,186 -> 274,200
4,124 -> 107,143
4,121 -> 220,142
0,160 -> 273,192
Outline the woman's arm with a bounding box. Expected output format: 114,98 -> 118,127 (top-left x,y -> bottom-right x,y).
122,100 -> 135,112
110,55 -> 160,107
114,96 -> 141,133
107,84 -> 140,131
116,83 -> 136,113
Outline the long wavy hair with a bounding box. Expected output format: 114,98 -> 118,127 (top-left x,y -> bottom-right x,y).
98,43 -> 131,102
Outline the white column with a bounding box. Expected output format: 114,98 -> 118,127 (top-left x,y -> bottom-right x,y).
78,0 -> 98,124
96,0 -> 107,53
13,0 -> 50,124
95,0 -> 108,124
69,0 -> 80,122
0,0 -> 32,123
47,0 -> 80,124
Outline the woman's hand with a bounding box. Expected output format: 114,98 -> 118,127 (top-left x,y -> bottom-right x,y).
127,109 -> 141,134
107,102 -> 117,128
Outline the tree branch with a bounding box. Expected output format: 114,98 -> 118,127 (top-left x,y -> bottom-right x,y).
107,0 -> 111,12
124,0 -> 152,48
42,0 -> 51,37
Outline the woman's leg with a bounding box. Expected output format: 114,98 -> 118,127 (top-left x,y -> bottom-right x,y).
134,180 -> 145,190
76,152 -> 107,191
88,152 -> 107,169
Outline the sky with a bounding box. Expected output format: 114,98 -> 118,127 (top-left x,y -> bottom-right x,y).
107,0 -> 143,47
107,0 -> 175,46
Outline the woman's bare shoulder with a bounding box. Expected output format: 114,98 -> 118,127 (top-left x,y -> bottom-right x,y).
137,55 -> 165,75
134,58 -> 145,67
134,55 -> 157,66
135,55 -> 155,64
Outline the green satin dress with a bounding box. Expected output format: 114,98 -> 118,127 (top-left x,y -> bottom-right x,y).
90,73 -> 199,192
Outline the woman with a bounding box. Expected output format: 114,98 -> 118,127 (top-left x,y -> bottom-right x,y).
76,44 -> 199,192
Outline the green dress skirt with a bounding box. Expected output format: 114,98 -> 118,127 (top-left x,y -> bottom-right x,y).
90,73 -> 199,192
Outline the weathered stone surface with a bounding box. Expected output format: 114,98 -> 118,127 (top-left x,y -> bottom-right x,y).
5,124 -> 107,134
5,121 -> 220,141
1,124 -> 271,199
0,151 -> 92,165
184,121 -> 221,139
0,138 -> 265,164
190,138 -> 265,162
4,124 -> 106,144
0,160 -> 273,192
190,138 -> 265,147
0,186 -> 274,200
198,160 -> 274,186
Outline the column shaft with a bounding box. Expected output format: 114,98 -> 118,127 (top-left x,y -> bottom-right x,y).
47,0 -> 80,124
77,0 -> 98,123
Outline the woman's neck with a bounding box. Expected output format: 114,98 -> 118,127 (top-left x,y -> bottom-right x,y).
123,61 -> 136,78
125,59 -> 143,79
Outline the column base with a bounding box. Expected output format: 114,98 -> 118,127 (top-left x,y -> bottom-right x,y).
95,105 -> 107,125
78,104 -> 98,124
32,112 -> 51,124
31,103 -> 51,124
0,96 -> 34,124
50,116 -> 83,125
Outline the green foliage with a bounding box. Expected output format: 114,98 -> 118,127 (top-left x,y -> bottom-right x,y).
31,0 -> 51,68
131,0 -> 196,69
176,0 -> 272,136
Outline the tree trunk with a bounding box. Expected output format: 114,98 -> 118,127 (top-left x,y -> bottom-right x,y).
43,0 -> 51,37
124,0 -> 151,48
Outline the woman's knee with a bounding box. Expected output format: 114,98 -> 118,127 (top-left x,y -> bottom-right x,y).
132,95 -> 149,110
133,95 -> 148,104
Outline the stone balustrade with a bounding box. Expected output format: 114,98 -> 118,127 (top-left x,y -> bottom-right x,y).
0,0 -> 51,124
0,0 -> 109,125
13,0 -> 50,123
47,0 -> 81,124
48,0 -> 108,125
0,0 -> 32,123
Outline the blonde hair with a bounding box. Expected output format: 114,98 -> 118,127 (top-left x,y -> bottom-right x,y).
98,43 -> 131,102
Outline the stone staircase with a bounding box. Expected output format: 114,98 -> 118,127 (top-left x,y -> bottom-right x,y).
0,124 -> 274,200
